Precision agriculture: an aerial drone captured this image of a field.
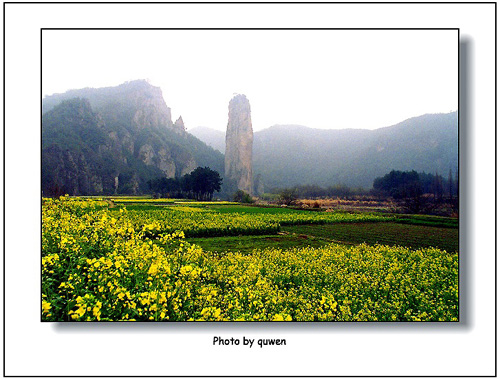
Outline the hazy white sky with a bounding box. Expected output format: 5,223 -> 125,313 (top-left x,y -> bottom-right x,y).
42,29 -> 458,132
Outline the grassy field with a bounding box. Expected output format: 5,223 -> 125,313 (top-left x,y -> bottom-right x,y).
42,196 -> 459,322
187,222 -> 458,255
186,233 -> 332,255
283,222 -> 458,252
181,204 -> 458,254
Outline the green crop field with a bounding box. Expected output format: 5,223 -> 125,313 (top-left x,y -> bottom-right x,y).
42,196 -> 459,322
185,233 -> 332,255
282,223 -> 458,253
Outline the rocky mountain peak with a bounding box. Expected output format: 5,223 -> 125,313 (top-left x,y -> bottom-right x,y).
228,94 -> 251,126
130,83 -> 173,131
225,94 -> 253,195
174,116 -> 186,131
42,79 -> 185,134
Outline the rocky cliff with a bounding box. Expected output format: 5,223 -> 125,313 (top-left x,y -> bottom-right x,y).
43,80 -> 182,132
225,94 -> 253,195
174,116 -> 186,132
42,80 -> 224,196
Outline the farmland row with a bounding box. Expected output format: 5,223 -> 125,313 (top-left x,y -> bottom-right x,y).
282,223 -> 459,253
119,206 -> 393,238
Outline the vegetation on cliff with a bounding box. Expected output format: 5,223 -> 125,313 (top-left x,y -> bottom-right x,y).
42,80 -> 224,196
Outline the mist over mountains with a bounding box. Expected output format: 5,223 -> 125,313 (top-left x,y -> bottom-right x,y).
42,80 -> 224,195
42,79 -> 457,197
188,126 -> 226,154
191,111 -> 458,190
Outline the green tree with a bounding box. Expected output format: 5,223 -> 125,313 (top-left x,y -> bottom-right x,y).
373,170 -> 423,213
187,167 -> 222,201
373,170 -> 422,200
147,177 -> 181,198
148,167 -> 222,200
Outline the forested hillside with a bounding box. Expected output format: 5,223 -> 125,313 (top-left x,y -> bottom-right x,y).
42,80 -> 224,196
252,112 -> 458,190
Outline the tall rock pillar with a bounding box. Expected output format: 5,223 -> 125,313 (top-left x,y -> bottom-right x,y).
225,94 -> 253,195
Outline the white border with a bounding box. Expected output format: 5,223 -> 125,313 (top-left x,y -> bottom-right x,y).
4,2 -> 496,377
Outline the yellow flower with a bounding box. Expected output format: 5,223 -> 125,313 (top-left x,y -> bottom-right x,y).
148,264 -> 158,276
76,306 -> 86,317
42,300 -> 51,314
93,306 -> 101,320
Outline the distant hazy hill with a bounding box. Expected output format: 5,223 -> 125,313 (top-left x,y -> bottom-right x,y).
254,112 -> 458,189
191,112 -> 458,190
189,126 -> 226,153
42,80 -> 224,196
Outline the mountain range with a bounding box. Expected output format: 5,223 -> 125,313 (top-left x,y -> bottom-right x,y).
42,79 -> 458,196
190,111 -> 458,190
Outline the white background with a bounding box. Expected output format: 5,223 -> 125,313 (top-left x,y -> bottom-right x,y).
41,28 -> 458,132
3,2 -> 496,377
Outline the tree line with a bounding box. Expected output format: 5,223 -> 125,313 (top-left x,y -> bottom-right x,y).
260,169 -> 458,214
147,166 -> 222,201
267,184 -> 367,200
372,170 -> 458,200
265,170 -> 458,200
372,169 -> 458,214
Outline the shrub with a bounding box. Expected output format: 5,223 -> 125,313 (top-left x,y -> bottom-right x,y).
278,188 -> 298,206
232,190 -> 255,204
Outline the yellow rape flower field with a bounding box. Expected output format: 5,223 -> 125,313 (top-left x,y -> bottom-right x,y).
42,197 -> 458,322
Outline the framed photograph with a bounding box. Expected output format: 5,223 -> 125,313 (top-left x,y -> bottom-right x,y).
5,2 -> 496,377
